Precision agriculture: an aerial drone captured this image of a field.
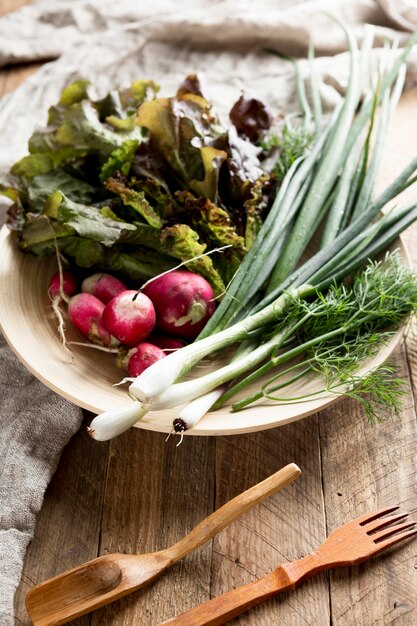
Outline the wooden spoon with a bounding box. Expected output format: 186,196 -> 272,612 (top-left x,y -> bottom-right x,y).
26,463 -> 301,626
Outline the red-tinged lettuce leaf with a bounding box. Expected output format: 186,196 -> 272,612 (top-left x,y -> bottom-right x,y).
216,126 -> 266,217
229,92 -> 273,141
224,126 -> 264,185
130,141 -> 173,191
0,184 -> 27,230
176,190 -> 246,282
243,174 -> 274,250
105,176 -> 162,228
176,74 -> 205,98
160,223 -> 225,295
129,222 -> 225,296
135,89 -> 226,201
188,145 -> 227,201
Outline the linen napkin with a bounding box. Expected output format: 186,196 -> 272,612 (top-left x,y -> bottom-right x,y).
0,336 -> 82,625
0,1 -> 416,625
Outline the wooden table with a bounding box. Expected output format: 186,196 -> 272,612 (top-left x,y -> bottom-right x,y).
1,2 -> 417,624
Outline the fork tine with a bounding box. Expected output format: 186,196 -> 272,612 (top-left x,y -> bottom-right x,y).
372,528 -> 417,552
373,521 -> 416,543
365,513 -> 408,534
357,506 -> 399,526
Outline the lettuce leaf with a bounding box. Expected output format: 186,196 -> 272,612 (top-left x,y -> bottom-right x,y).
175,191 -> 246,283
4,75 -> 279,295
11,79 -> 156,180
105,176 -> 162,228
229,92 -> 273,141
27,171 -> 96,213
128,222 -> 225,295
243,174 -> 273,249
135,90 -> 227,201
159,223 -> 226,295
43,191 -> 136,246
100,139 -> 139,182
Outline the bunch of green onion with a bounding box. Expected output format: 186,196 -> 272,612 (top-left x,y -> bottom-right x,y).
89,24 -> 417,442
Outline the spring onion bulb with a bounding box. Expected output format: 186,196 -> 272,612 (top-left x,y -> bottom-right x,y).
166,340 -> 256,434
172,387 -> 227,436
87,401 -> 147,441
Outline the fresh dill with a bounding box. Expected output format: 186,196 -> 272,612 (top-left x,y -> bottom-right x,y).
227,253 -> 416,424
262,119 -> 314,183
341,364 -> 406,425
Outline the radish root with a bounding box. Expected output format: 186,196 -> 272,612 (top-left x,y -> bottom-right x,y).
134,244 -> 232,299
67,341 -> 119,354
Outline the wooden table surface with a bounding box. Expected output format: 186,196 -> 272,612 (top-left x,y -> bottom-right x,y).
1,2 -> 417,624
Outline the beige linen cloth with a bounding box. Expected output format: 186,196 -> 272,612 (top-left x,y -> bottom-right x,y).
0,0 -> 416,623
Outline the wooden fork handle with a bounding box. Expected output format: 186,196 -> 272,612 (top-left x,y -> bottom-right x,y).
166,463 -> 301,563
159,566 -> 295,626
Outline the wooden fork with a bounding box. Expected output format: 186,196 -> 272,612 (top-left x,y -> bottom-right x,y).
161,506 -> 417,626
26,463 -> 300,626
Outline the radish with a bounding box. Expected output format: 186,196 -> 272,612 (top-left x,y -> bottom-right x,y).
118,342 -> 165,377
81,272 -> 127,304
149,335 -> 186,352
143,271 -> 216,340
68,293 -> 118,347
49,270 -> 78,301
102,290 -> 156,346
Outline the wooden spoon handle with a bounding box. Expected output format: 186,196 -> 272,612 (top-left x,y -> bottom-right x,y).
159,567 -> 294,626
166,463 -> 301,562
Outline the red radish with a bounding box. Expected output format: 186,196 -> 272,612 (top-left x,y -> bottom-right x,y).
102,290 -> 156,346
68,293 -> 118,347
143,271 -> 215,340
82,272 -> 127,304
149,335 -> 186,352
49,270 -> 77,301
118,342 -> 165,377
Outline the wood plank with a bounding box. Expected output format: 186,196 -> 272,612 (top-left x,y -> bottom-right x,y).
90,429 -> 215,625
0,0 -> 41,97
211,420 -> 330,625
13,414 -> 109,626
0,1 -> 42,95
0,63 -> 43,95
0,0 -> 31,16
384,87 -> 417,404
319,345 -> 417,625
320,86 -> 417,625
